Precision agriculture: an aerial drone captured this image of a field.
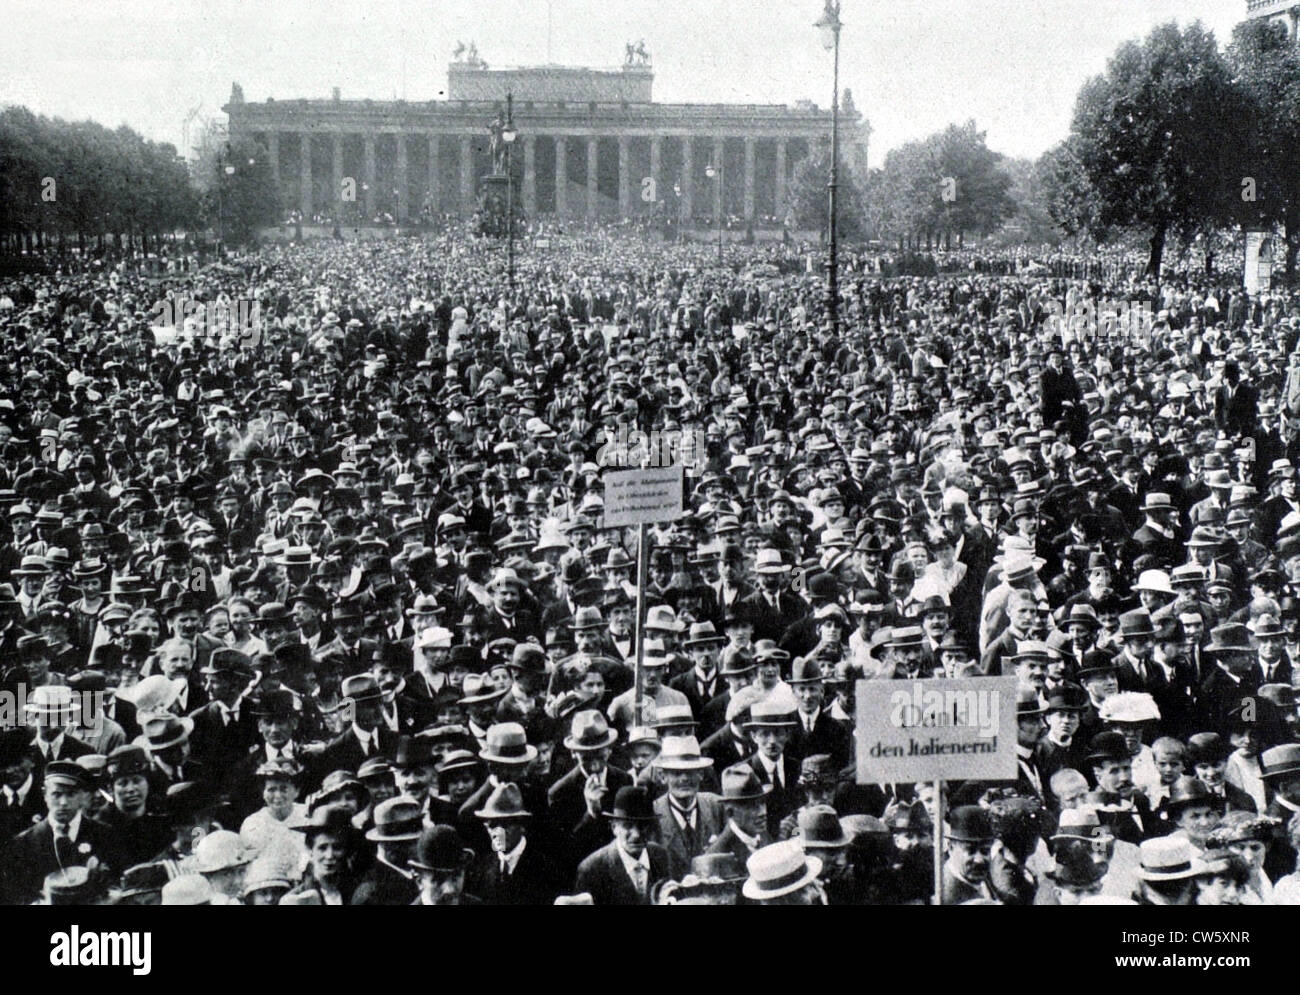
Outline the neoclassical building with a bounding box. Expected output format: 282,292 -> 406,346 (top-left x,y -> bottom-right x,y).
223,51 -> 868,223
1245,0 -> 1300,37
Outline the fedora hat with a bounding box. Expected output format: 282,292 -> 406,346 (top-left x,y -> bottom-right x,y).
459,674 -> 507,706
744,700 -> 798,729
754,549 -> 788,574
654,735 -> 713,771
365,796 -> 425,842
1261,743 -> 1300,780
719,765 -> 772,802
564,710 -> 618,752
688,852 -> 747,884
787,656 -> 825,685
1118,609 -> 1156,639
1205,623 -> 1253,654
685,621 -> 724,647
797,804 -> 851,849
601,784 -> 659,822
140,715 -> 193,753
478,723 -> 538,765
569,606 -> 605,631
742,839 -> 822,901
651,703 -> 696,729
1162,775 -> 1222,815
409,824 -> 475,872
474,780 -> 532,821
340,674 -> 384,704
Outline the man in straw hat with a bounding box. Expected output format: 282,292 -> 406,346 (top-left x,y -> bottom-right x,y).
652,734 -> 722,871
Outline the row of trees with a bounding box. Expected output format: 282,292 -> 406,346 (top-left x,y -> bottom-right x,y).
1045,18 -> 1300,278
788,120 -> 1019,249
0,107 -> 199,254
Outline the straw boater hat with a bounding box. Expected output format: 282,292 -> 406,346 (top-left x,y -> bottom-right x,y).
742,839 -> 822,901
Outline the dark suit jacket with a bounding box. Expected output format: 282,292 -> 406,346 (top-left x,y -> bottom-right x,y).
2,815 -> 118,905
321,726 -> 400,773
547,764 -> 632,838
1215,382 -> 1259,439
740,753 -> 801,838
350,858 -> 419,906
787,711 -> 852,770
471,837 -> 560,905
740,590 -> 809,645
669,670 -> 723,723
704,821 -> 772,867
28,733 -> 95,772
654,791 -> 723,875
187,700 -> 260,766
701,725 -> 751,772
574,840 -> 673,906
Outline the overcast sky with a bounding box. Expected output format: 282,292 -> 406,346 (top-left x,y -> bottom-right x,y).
1,0 -> 1249,166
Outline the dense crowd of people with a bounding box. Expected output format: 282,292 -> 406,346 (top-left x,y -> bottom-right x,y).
1,222 -> 1299,905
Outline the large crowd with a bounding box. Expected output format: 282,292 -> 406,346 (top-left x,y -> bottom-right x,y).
1,222 -> 1299,906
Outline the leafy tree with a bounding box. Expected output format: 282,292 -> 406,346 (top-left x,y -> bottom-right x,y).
190,121 -> 277,244
1046,20 -> 1250,277
1229,17 -> 1300,280
788,145 -> 868,240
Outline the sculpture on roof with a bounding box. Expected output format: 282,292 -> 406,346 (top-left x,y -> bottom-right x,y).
624,40 -> 651,67
453,41 -> 487,68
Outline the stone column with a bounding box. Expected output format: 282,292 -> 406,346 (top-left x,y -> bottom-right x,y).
523,136 -> 536,214
649,136 -> 662,208
586,137 -> 599,219
363,134 -> 376,217
300,132 -> 313,218
681,137 -> 693,219
555,137 -> 568,216
743,138 -> 756,220
712,138 -> 724,219
267,132 -> 281,207
774,139 -> 787,222
395,132 -> 408,220
332,134 -> 343,217
427,134 -> 440,213
459,136 -> 474,213
617,136 -> 630,216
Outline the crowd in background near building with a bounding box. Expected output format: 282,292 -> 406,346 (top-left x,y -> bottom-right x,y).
2,222 -> 1300,905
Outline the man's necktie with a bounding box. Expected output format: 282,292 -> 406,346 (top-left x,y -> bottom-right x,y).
632,862 -> 647,899
54,829 -> 75,867
500,857 -> 512,878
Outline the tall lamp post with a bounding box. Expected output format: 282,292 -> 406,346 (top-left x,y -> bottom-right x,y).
502,93 -> 518,293
815,0 -> 842,337
704,160 -> 724,263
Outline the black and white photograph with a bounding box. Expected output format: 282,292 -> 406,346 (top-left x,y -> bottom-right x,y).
0,0 -> 1289,947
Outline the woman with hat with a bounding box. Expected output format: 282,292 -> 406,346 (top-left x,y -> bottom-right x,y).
1187,849 -> 1250,906
1205,811 -> 1281,904
239,759 -> 310,870
1161,774 -> 1224,854
281,803 -> 363,905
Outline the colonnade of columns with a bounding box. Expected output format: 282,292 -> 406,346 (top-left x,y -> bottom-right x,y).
253,128 -> 810,221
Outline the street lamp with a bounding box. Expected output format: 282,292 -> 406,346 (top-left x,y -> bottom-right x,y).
502,92 -> 518,293
815,0 -> 842,337
704,161 -> 723,263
